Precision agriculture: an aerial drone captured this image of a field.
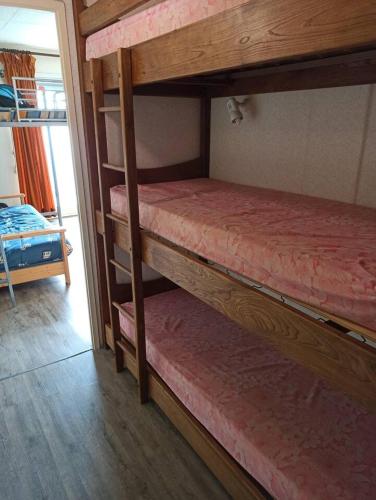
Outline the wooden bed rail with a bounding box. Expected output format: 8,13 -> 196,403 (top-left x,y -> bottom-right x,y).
130,0 -> 376,85
0,227 -> 67,241
79,0 -> 161,37
96,210 -> 376,413
0,227 -> 71,286
82,0 -> 376,92
0,193 -> 26,204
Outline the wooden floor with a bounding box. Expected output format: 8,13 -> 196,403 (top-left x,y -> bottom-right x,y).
0,350 -> 228,500
0,216 -> 92,380
0,217 -> 228,500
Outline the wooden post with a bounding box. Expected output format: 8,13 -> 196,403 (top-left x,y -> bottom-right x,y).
118,48 -> 148,404
90,58 -> 124,371
72,0 -> 110,347
60,230 -> 71,285
200,94 -> 211,178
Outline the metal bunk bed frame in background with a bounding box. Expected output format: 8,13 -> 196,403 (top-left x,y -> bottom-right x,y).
0,76 -> 68,225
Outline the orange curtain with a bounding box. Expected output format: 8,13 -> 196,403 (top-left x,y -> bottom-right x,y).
0,52 -> 55,212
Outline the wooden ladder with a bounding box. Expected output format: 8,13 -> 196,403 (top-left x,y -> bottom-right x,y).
90,48 -> 147,403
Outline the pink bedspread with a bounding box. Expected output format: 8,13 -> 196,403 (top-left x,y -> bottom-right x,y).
119,289 -> 376,500
111,178 -> 376,331
86,0 -> 248,60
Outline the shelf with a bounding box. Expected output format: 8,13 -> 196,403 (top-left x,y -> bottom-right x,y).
98,106 -> 121,113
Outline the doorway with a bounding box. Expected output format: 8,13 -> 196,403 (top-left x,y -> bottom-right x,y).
0,2 -> 96,378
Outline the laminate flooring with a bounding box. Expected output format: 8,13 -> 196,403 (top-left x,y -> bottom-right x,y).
0,216 -> 91,380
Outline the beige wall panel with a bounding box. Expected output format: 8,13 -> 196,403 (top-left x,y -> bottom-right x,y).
104,95 -> 200,169
355,86 -> 376,208
301,86 -> 369,203
210,85 -> 376,208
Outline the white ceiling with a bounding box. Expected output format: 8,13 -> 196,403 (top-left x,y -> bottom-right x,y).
0,7 -> 59,53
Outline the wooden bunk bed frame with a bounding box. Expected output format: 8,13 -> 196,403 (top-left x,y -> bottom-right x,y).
73,1 -> 376,498
0,194 -> 71,290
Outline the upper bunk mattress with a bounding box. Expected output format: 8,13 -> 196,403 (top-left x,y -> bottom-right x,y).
119,288 -> 376,500
86,0 -> 248,60
110,178 -> 376,331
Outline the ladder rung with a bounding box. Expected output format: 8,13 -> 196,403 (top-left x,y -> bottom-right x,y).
116,339 -> 128,353
103,163 -> 125,173
109,258 -> 132,277
113,301 -> 135,323
98,106 -> 120,113
116,337 -> 135,352
107,213 -> 128,226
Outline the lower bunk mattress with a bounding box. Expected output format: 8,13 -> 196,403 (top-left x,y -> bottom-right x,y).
119,289 -> 376,500
110,178 -> 376,331
0,204 -> 72,271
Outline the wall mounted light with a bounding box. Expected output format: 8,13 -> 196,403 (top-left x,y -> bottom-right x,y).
226,97 -> 243,125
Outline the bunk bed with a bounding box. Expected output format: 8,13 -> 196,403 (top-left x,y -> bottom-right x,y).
0,76 -> 69,224
0,77 -> 72,300
73,0 -> 376,498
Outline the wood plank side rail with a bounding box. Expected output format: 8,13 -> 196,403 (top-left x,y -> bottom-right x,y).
82,6 -> 376,94
1,227 -> 71,286
79,0 -> 160,37
130,0 -> 376,85
0,193 -> 25,204
97,213 -> 376,412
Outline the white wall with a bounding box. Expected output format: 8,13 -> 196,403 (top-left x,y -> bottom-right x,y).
0,127 -> 18,202
35,54 -> 62,78
210,85 -> 376,208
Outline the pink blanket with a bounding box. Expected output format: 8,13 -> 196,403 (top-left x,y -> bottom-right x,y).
111,178 -> 376,331
86,0 -> 248,60
120,289 -> 376,500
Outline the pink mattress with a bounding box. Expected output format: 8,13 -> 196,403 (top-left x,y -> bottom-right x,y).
110,178 -> 376,331
86,0 -> 248,60
119,288 -> 376,500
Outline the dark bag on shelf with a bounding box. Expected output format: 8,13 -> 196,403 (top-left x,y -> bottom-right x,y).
0,84 -> 16,108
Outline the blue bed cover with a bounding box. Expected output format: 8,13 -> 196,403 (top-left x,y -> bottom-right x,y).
0,204 -> 72,272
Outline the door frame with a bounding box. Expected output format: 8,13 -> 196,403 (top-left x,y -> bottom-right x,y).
0,0 -> 102,349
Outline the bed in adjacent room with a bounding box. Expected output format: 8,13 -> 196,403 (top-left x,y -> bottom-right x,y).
0,198 -> 71,291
